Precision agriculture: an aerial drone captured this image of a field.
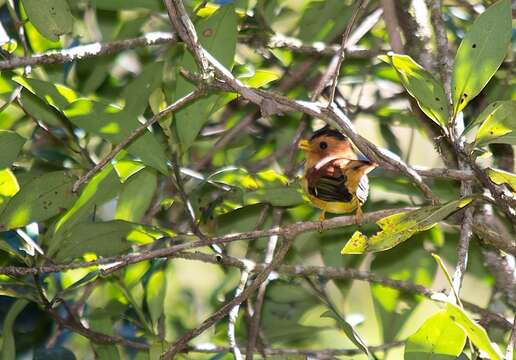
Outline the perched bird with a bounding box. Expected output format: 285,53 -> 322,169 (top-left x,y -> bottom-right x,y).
298,127 -> 377,222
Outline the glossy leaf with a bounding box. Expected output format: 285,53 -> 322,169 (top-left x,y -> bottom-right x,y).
341,198 -> 473,254
174,5 -> 238,150
451,0 -> 511,115
486,168 -> 516,192
405,310 -> 467,359
380,53 -> 449,126
0,171 -> 76,231
116,168 -> 157,222
22,0 -> 73,41
445,303 -> 503,360
13,76 -> 77,110
473,101 -> 516,146
0,299 -> 28,360
0,130 -> 25,169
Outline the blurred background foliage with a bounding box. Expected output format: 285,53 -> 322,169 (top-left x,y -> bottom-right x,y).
0,0 -> 514,359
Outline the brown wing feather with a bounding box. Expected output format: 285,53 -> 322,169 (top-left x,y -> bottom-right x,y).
306,158 -> 353,202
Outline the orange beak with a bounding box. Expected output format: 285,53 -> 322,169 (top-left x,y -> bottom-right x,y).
297,139 -> 311,151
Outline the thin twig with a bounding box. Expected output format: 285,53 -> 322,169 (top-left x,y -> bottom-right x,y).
160,236 -> 296,359
0,32 -> 177,71
228,264 -> 252,360
327,0 -> 369,106
72,89 -> 205,192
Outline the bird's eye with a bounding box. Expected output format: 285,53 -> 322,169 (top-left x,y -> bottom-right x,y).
319,141 -> 328,150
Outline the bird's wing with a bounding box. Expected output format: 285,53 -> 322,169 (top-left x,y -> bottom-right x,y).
339,160 -> 377,204
306,159 -> 353,202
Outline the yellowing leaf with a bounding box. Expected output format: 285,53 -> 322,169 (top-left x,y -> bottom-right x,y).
241,69 -> 281,88
341,199 -> 473,254
487,168 -> 516,192
379,53 -> 449,126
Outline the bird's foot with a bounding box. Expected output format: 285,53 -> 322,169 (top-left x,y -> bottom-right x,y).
354,207 -> 363,225
318,211 -> 325,233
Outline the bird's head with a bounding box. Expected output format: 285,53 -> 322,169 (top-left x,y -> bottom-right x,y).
298,127 -> 355,168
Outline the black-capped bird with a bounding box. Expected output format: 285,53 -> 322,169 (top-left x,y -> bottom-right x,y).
298,127 -> 377,222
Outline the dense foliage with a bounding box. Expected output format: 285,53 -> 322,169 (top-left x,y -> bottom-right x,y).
0,0 -> 514,359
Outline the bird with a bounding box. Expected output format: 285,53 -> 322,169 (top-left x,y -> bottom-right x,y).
297,127 -> 377,223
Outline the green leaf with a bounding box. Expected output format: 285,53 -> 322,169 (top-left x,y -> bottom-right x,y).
0,171 -> 76,231
321,309 -> 372,360
298,0 -> 352,42
241,69 -> 281,88
33,347 -> 76,360
0,130 -> 25,168
18,88 -> 62,127
379,53 -> 449,126
445,303 -> 503,360
13,76 -> 77,110
22,0 -> 73,41
473,101 -> 516,146
115,168 -> 158,222
174,5 -> 238,150
451,0 -> 511,115
113,160 -> 146,183
1,299 -> 28,360
54,220 -> 168,261
146,270 -> 165,330
341,198 -> 473,254
486,167 -> 516,192
0,169 -> 19,214
49,165 -> 122,255
405,310 -> 467,359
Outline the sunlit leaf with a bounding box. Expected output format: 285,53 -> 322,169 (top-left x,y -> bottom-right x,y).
341,198 -> 473,254
405,310 -> 467,359
451,0 -> 511,115
241,69 -> 281,88
0,169 -> 19,214
486,167 -> 516,192
244,186 -> 304,207
174,5 -> 238,150
444,303 -> 503,360
18,88 -> 62,127
379,53 -> 449,126
22,0 -> 73,41
0,130 -> 25,168
0,171 -> 76,231
471,101 -> 516,146
116,168 -> 158,222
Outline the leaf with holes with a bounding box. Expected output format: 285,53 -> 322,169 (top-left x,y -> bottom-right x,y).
379,54 -> 449,126
405,310 -> 467,359
22,0 -> 73,41
341,198 -> 473,254
0,171 -> 76,231
451,0 -> 511,115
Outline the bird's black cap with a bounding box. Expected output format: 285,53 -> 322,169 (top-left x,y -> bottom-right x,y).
309,126 -> 346,141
